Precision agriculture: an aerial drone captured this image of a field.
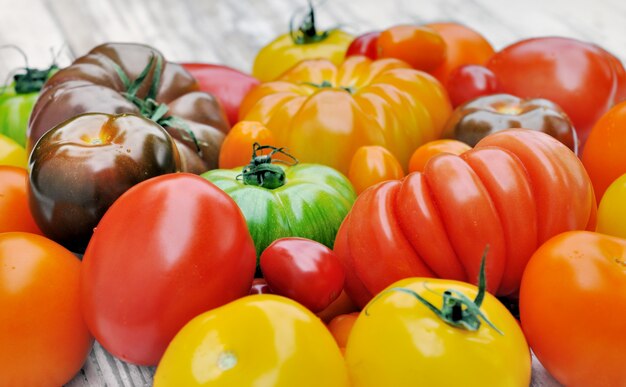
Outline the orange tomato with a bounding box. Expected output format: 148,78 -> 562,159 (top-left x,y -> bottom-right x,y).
520,231 -> 626,386
377,25 -> 446,72
348,145 -> 404,194
317,290 -> 359,323
240,56 -> 452,174
0,166 -> 43,235
218,121 -> 276,168
0,232 -> 93,386
408,139 -> 472,173
427,22 -> 495,85
328,312 -> 359,349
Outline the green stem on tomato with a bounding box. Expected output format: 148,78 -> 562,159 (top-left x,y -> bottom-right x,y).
289,0 -> 330,45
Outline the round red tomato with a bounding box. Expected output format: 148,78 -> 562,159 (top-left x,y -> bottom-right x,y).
345,31 -> 380,59
446,64 -> 499,107
81,173 -> 256,366
377,25 -> 446,72
260,237 -> 345,313
0,232 -> 93,386
520,231 -> 626,386
488,37 -> 626,145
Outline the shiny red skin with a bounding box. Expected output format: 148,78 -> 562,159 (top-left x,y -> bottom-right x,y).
260,237 -> 345,313
81,173 -> 256,366
182,63 -> 260,126
487,37 -> 626,145
447,64 -> 499,107
345,31 -> 380,59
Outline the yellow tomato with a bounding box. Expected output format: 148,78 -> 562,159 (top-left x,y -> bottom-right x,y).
241,56 -> 452,175
0,133 -> 27,168
154,294 -> 349,387
348,145 -> 404,194
345,277 -> 530,387
596,173 -> 626,239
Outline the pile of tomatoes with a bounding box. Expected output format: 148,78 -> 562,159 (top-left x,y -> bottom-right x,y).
2,4 -> 626,387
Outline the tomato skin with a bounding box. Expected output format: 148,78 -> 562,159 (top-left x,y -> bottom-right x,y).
377,25 -> 446,72
345,31 -> 380,59
0,133 -> 27,168
596,174 -> 626,238
260,237 -> 345,313
81,173 -> 256,366
345,278 -> 530,387
218,121 -> 276,169
0,232 -> 93,386
520,231 -> 626,387
446,64 -> 498,107
154,295 -> 349,387
408,139 -> 471,173
348,145 -> 404,194
0,166 -> 42,235
327,312 -> 359,349
488,37 -> 626,145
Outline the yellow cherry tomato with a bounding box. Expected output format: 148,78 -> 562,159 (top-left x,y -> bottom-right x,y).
348,145 -> 404,194
154,294 -> 349,387
252,5 -> 353,82
0,133 -> 27,168
345,277 -> 530,387
596,173 -> 626,239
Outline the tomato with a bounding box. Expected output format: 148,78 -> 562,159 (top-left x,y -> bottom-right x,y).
520,231 -> 626,387
182,63 -> 260,126
345,276 -> 530,386
240,56 -> 452,174
81,173 -> 256,365
154,295 -> 349,387
260,237 -> 345,312
348,145 -> 404,194
408,139 -> 471,173
426,22 -> 495,86
488,37 -> 626,145
336,130 -> 595,306
218,121 -> 276,168
597,174 -> 626,238
446,64 -> 498,107
252,4 -> 353,81
0,133 -> 27,168
203,144 -> 356,257
377,25 -> 446,72
345,31 -> 380,59
0,166 -> 42,235
327,312 -> 359,349
0,232 -> 93,386
582,101 -> 626,199
316,290 -> 358,323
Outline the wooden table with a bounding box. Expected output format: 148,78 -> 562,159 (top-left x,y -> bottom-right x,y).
2,0 -> 623,385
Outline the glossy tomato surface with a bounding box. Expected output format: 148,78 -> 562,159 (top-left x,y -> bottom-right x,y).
446,64 -> 498,107
81,173 -> 256,366
596,173 -> 626,239
218,121 -> 276,169
377,25 -> 446,71
345,31 -> 380,59
348,145 -> 404,194
407,139 -> 471,173
0,166 -> 42,235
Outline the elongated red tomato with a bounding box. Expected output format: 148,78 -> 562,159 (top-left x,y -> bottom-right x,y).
335,129 -> 594,306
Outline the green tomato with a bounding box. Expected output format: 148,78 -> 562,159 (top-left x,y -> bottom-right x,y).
202,163 -> 356,257
0,85 -> 38,147
596,173 -> 626,239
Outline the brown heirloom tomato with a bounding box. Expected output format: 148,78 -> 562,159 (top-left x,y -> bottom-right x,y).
443,93 -> 577,152
28,43 -> 229,173
29,113 -> 180,252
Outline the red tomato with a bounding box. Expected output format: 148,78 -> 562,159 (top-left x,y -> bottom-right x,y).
81,173 -> 256,366
446,64 -> 499,107
345,31 -> 380,59
427,22 -> 495,85
377,25 -> 446,71
260,237 -> 345,313
0,166 -> 42,235
0,232 -> 93,386
487,37 -> 626,145
520,231 -> 626,387
182,63 -> 260,126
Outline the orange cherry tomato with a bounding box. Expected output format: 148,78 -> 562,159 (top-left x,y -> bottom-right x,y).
219,121 -> 276,168
427,22 -> 495,86
408,139 -> 472,173
328,312 -> 359,349
377,25 -> 447,72
0,166 -> 43,235
0,232 -> 93,386
348,145 -> 404,194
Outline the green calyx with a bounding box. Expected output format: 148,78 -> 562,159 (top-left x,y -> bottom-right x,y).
238,143 -> 298,189
289,1 -> 330,45
302,80 -> 356,94
366,246 -> 503,335
0,44 -> 58,94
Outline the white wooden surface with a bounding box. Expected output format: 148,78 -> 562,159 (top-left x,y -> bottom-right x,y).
2,0 -> 624,385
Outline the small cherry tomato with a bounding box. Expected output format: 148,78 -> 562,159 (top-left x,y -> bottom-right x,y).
446,64 -> 499,107
348,145 -> 404,194
219,121 -> 277,168
249,278 -> 272,295
377,25 -> 446,71
260,237 -> 345,313
328,312 -> 359,349
345,31 -> 380,59
408,139 -> 471,173
0,166 -> 42,235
